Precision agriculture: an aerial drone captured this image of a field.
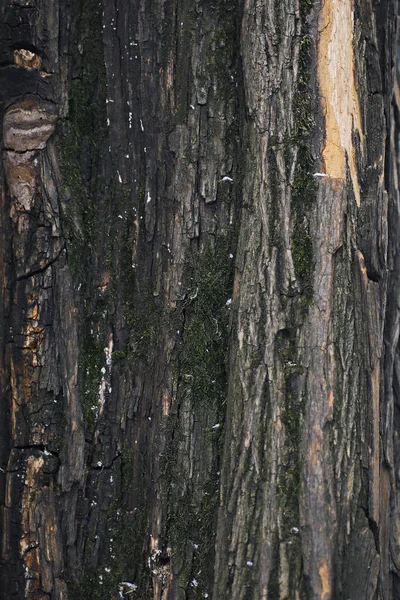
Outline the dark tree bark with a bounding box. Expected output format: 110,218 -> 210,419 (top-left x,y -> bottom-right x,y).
0,0 -> 399,599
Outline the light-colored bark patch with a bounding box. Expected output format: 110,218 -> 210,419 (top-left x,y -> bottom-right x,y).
310,434 -> 321,470
14,49 -> 41,71
317,0 -> 363,206
356,250 -> 368,289
318,559 -> 331,599
5,151 -> 37,214
3,99 -> 57,152
162,390 -> 172,416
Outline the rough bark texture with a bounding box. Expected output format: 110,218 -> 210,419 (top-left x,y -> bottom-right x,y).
0,0 -> 399,599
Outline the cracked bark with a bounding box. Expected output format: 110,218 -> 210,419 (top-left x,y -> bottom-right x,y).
0,0 -> 399,599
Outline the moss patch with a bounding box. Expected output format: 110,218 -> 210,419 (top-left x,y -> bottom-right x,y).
70,450 -> 151,600
165,467 -> 220,598
80,333 -> 105,433
273,329 -> 305,597
178,240 -> 233,409
291,23 -> 316,292
270,10 -> 316,590
57,0 -> 107,279
162,239 -> 234,597
268,533 -> 281,599
276,7 -> 315,567
299,0 -> 314,18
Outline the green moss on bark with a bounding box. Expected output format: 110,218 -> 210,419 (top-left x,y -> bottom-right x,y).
58,0 -> 107,279
268,534 -> 281,599
71,449 -> 151,600
161,239 -> 234,597
178,240 -> 233,409
291,28 -> 316,287
272,330 -> 305,597
80,334 -> 104,433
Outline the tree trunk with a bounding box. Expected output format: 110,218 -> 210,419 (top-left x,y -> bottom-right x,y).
0,0 -> 399,598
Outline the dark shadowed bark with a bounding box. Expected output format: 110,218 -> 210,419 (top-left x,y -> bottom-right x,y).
0,0 -> 399,599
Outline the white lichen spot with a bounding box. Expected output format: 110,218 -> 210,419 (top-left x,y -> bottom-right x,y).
291,526 -> 300,534
96,333 -> 114,426
119,581 -> 137,595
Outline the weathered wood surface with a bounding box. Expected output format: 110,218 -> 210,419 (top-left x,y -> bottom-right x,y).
0,0 -> 399,598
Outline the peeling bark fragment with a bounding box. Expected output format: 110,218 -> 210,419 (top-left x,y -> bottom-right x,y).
317,0 -> 365,206
4,150 -> 37,212
3,99 -> 57,152
13,49 -> 41,72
